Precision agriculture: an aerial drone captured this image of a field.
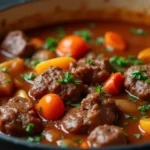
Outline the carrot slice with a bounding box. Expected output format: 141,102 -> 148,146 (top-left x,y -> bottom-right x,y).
35,57 -> 76,74
104,31 -> 126,51
138,48 -> 150,61
140,118 -> 150,134
103,72 -> 124,95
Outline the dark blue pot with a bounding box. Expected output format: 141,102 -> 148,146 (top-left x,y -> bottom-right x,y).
0,0 -> 150,150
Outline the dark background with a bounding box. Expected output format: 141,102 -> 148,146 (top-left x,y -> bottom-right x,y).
0,0 -> 33,11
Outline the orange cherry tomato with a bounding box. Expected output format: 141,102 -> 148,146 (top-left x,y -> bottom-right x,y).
37,94 -> 64,120
103,72 -> 125,95
104,31 -> 126,51
56,35 -> 89,59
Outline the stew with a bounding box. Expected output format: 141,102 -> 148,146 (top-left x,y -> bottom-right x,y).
0,20 -> 150,148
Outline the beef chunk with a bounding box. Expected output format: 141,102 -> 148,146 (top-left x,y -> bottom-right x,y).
124,65 -> 150,100
0,71 -> 13,95
88,125 -> 126,147
61,93 -> 117,134
1,30 -> 35,57
0,96 -> 43,136
29,66 -> 86,103
70,58 -> 114,85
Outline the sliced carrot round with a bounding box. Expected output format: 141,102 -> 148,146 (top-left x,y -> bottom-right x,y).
140,118 -> 150,134
104,31 -> 126,51
138,48 -> 150,61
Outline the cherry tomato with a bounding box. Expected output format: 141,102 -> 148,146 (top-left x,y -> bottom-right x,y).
56,35 -> 89,59
37,94 -> 64,120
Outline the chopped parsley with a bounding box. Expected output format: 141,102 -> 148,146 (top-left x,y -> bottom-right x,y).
109,55 -> 142,72
86,59 -> 94,65
6,79 -> 11,83
26,123 -> 35,132
133,134 -> 141,139
123,130 -> 128,136
124,114 -> 138,121
44,37 -> 58,52
106,46 -> 114,52
60,143 -> 68,148
56,26 -> 66,40
32,60 -> 44,67
96,85 -> 103,93
131,27 -> 147,36
123,122 -> 129,126
58,72 -> 81,85
1,67 -> 8,72
70,103 -> 80,107
95,36 -> 104,45
128,95 -> 138,103
74,29 -> 92,42
124,114 -> 131,119
72,138 -> 83,144
61,135 -> 65,139
138,105 -> 150,114
22,72 -> 36,81
141,116 -> 148,119
132,70 -> 148,80
84,118 -> 91,124
27,136 -> 44,143
146,79 -> 150,84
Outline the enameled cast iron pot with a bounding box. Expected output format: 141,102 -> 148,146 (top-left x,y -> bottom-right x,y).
0,0 -> 150,149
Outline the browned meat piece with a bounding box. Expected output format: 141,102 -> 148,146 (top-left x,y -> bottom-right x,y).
124,65 -> 150,100
0,71 -> 13,95
70,58 -> 114,85
0,96 -> 43,136
1,30 -> 35,57
61,93 -> 117,134
29,66 -> 86,103
88,125 -> 126,147
32,49 -> 56,60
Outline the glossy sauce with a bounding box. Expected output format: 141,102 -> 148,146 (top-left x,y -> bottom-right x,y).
1,20 -> 150,147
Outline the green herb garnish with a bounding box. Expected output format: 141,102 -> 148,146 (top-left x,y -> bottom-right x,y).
95,37 -> 104,45
131,27 -> 147,36
26,123 -> 35,132
22,72 -> 36,81
56,26 -> 66,40
58,72 -> 80,85
141,116 -> 148,119
146,79 -> 150,84
96,85 -> 103,93
124,114 -> 131,119
138,105 -> 150,114
132,70 -> 148,80
6,79 -> 11,83
61,135 -> 65,139
27,136 -> 44,143
74,29 -> 92,42
44,37 -> 58,52
70,103 -> 80,107
60,143 -> 68,148
133,134 -> 141,139
123,122 -> 129,126
1,67 -> 8,72
86,59 -> 94,65
72,138 -> 83,144
32,60 -> 43,67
